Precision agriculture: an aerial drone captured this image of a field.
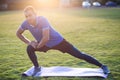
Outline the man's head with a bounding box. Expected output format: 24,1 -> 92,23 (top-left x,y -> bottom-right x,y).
24,6 -> 37,25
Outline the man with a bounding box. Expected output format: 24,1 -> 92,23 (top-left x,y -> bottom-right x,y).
16,6 -> 110,76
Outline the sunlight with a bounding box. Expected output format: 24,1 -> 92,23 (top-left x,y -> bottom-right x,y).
38,0 -> 59,8
38,0 -> 50,4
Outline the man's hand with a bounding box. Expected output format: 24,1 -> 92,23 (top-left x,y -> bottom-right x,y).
29,41 -> 38,49
36,44 -> 41,49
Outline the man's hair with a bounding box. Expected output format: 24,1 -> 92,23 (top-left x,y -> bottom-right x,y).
24,6 -> 36,14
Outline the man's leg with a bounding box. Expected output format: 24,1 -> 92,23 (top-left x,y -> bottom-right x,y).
52,40 -> 103,67
26,45 -> 39,67
26,45 -> 42,76
66,45 -> 103,67
66,45 -> 110,74
58,40 -> 110,74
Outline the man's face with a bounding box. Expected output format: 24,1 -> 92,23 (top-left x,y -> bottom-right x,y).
24,10 -> 36,25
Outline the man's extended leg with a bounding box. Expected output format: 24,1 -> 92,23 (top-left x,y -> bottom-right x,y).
66,45 -> 103,67
66,45 -> 110,74
60,40 -> 110,74
52,40 -> 103,67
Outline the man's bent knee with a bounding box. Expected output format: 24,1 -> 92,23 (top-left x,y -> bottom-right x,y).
27,45 -> 35,52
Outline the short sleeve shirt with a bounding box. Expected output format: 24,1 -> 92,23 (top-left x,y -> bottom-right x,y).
20,16 -> 63,48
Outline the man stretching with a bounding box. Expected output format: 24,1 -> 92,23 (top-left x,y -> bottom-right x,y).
16,6 -> 110,76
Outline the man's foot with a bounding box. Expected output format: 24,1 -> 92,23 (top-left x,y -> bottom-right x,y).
21,73 -> 28,77
101,65 -> 110,74
32,66 -> 41,76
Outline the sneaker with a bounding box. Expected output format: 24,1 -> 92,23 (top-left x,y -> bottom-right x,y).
32,66 -> 41,76
101,65 -> 110,74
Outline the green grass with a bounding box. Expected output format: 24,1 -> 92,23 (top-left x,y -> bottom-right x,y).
0,8 -> 120,80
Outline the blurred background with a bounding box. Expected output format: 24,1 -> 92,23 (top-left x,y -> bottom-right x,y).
0,0 -> 120,10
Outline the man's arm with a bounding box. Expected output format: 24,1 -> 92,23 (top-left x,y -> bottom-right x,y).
16,28 -> 31,45
37,29 -> 49,49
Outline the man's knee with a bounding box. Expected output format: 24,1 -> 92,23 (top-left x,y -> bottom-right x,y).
27,45 -> 35,52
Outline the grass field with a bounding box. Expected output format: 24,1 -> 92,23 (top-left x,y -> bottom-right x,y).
0,8 -> 120,80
